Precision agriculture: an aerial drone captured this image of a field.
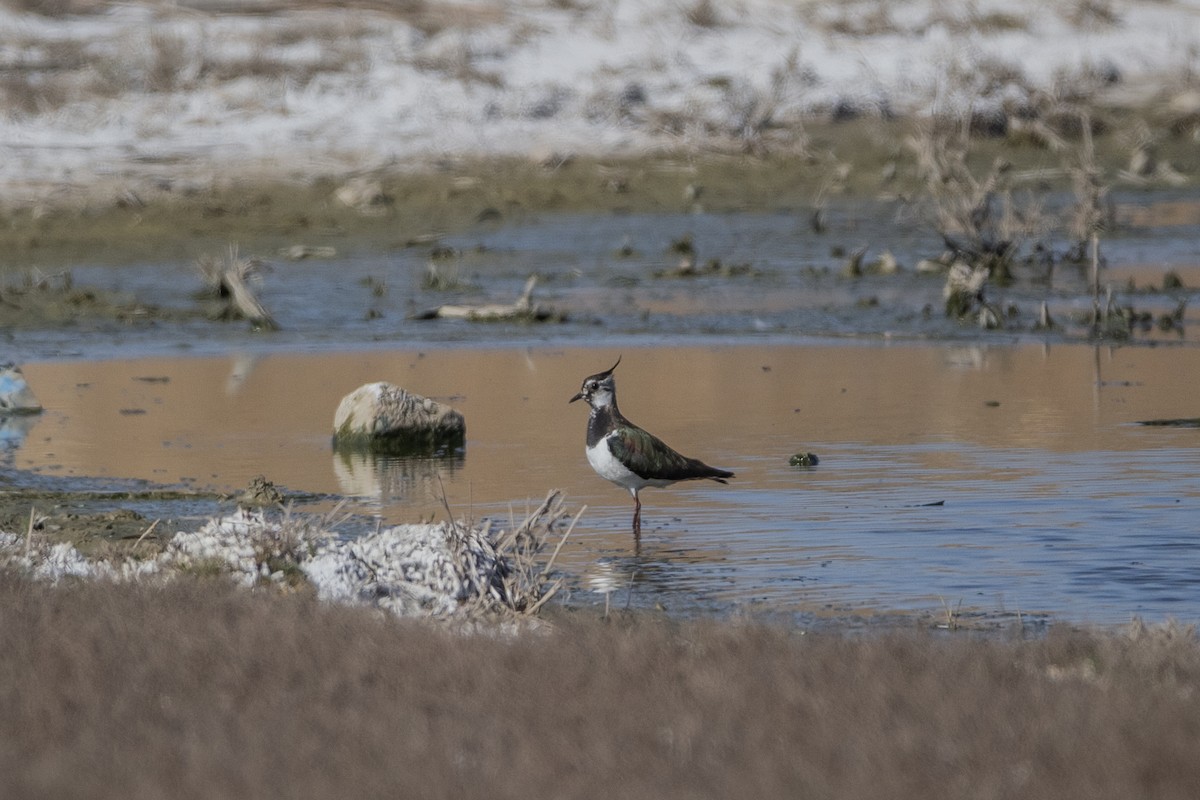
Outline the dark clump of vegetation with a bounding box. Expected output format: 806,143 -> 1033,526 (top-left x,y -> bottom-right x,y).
0,269 -> 176,328
1,574 -> 1198,800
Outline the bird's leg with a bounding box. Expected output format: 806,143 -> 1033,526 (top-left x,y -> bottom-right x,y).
631,491 -> 642,536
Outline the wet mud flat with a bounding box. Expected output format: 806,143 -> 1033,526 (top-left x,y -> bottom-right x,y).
5,342 -> 1199,628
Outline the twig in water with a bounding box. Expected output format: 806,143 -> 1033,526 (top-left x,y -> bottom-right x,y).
524,578 -> 564,616
938,595 -> 964,630
133,519 -> 161,549
318,499 -> 353,531
541,504 -> 585,578
518,504 -> 585,616
435,472 -> 460,534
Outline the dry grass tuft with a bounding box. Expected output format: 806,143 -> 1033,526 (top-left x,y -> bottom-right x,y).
485,490 -> 579,615
908,116 -> 1040,283
1,574 -> 1199,800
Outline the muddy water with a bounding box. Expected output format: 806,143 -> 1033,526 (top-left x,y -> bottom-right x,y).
12,343 -> 1200,625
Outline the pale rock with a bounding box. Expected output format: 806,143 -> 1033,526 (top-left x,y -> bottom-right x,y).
0,365 -> 42,415
333,383 -> 465,454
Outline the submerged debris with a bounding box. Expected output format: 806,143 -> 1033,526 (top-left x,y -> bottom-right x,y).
1158,300 -> 1188,332
943,261 -> 1001,328
867,250 -> 902,275
668,234 -> 696,257
415,275 -> 564,322
236,474 -> 285,507
655,257 -> 754,278
839,245 -> 868,278
1137,418 -> 1200,428
279,244 -> 337,260
789,452 -> 820,467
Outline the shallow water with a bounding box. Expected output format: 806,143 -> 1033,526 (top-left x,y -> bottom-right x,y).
12,342 -> 1200,626
7,192 -> 1200,363
6,191 -> 1200,624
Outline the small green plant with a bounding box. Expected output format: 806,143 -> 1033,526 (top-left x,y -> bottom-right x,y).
789,452 -> 819,467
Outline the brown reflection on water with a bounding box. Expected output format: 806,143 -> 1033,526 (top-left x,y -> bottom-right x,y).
1116,198 -> 1200,228
17,343 -> 1200,533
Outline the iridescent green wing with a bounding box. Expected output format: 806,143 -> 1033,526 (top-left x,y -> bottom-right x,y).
608,424 -> 718,481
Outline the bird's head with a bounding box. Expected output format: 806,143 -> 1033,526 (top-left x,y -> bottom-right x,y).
569,356 -> 620,410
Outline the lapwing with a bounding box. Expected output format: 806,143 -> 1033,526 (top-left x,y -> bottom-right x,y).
569,357 -> 733,535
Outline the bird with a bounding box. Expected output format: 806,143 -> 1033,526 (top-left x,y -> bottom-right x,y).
569,357 -> 733,536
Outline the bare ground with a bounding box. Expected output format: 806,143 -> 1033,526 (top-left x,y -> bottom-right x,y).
1,573 -> 1198,800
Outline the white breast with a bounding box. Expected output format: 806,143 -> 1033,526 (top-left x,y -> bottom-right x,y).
585,434 -> 672,492
586,437 -> 640,488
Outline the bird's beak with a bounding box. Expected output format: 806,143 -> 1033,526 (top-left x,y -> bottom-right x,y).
568,391 -> 583,404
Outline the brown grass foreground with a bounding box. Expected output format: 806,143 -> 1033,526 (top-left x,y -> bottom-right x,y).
2,575 -> 1198,799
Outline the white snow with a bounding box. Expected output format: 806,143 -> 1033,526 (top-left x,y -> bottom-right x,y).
0,0 -> 1197,201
